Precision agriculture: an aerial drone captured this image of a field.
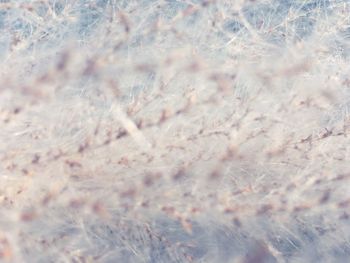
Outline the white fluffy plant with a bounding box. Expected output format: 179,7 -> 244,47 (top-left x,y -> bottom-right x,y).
0,0 -> 350,262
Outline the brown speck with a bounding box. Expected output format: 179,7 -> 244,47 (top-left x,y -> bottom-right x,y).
21,210 -> 37,222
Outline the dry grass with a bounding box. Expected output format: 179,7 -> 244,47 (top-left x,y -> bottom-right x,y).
0,0 -> 350,262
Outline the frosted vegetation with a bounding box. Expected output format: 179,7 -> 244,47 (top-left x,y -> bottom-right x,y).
0,0 -> 350,262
